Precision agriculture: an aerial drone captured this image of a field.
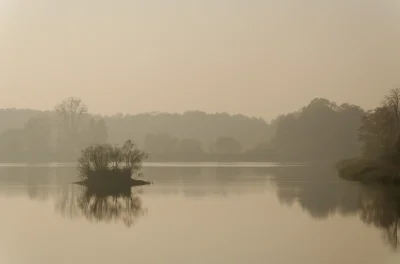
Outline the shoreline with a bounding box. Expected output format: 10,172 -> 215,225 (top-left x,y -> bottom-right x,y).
73,178 -> 151,187
337,158 -> 400,184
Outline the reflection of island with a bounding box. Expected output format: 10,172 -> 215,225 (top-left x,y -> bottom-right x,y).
56,185 -> 147,227
0,166 -> 147,228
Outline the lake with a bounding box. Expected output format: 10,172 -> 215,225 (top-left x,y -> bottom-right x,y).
0,162 -> 399,264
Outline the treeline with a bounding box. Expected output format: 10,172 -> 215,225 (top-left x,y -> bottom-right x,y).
0,97 -> 366,162
0,108 -> 46,135
104,111 -> 271,150
254,98 -> 364,161
0,98 -> 107,162
338,89 -> 400,182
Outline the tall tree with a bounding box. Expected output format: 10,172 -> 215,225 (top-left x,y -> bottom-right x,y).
359,88 -> 400,161
54,97 -> 88,155
384,89 -> 400,133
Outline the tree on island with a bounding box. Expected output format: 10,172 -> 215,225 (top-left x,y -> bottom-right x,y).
77,140 -> 149,187
54,97 -> 108,159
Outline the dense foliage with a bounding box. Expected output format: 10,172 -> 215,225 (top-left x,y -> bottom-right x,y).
338,89 -> 400,182
78,140 -> 148,181
251,98 -> 364,161
359,89 -> 400,162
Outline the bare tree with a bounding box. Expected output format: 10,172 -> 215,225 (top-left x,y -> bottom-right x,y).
55,97 -> 88,154
384,89 -> 400,135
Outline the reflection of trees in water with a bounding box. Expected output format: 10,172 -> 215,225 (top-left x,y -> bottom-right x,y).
359,185 -> 400,250
3,164 -> 400,248
0,166 -> 52,201
267,165 -> 361,219
56,186 -> 147,227
268,165 -> 400,250
79,188 -> 146,227
0,165 -> 79,200
0,165 -> 148,227
56,185 -> 81,219
293,182 -> 360,219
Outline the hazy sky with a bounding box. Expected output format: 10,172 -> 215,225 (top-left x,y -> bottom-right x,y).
1,0 -> 399,119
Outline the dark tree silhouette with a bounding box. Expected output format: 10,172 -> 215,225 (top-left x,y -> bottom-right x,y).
268,98 -> 364,161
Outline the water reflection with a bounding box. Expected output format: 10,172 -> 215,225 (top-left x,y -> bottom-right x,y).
1,164 -> 400,249
359,184 -> 400,250
267,165 -> 400,250
0,166 -> 147,227
56,186 -> 147,227
266,165 -> 361,219
141,166 -> 268,197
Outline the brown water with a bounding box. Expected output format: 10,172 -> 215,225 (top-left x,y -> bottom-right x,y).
0,163 -> 399,264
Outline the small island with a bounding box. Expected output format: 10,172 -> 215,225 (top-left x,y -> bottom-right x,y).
337,89 -> 400,184
75,140 -> 151,188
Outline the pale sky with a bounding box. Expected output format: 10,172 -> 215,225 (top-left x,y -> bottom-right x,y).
1,0 -> 399,119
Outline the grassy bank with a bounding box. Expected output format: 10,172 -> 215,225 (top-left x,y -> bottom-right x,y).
337,158 -> 400,184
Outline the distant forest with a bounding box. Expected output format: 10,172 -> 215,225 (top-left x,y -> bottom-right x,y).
0,97 -> 363,162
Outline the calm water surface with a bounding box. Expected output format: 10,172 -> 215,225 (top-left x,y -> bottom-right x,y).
0,163 -> 399,264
